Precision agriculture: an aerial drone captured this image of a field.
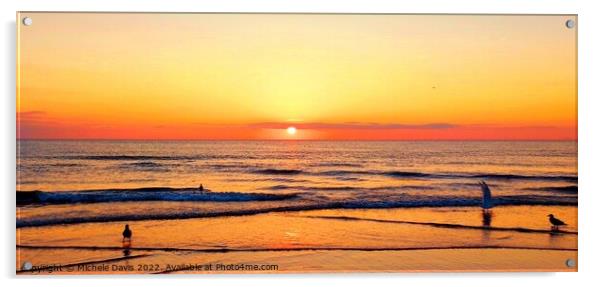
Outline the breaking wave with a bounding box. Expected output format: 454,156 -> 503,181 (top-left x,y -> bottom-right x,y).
16,188 -> 298,205
253,168 -> 304,175
314,169 -> 576,181
16,192 -> 576,228
523,185 -> 578,194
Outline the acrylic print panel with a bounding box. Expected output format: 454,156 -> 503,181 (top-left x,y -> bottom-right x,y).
16,13 -> 577,274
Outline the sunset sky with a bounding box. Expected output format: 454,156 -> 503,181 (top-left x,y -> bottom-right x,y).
17,13 -> 577,140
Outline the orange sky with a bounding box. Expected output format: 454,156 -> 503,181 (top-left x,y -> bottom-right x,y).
17,13 -> 577,140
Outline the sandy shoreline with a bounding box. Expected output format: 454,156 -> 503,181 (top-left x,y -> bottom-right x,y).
17,248 -> 577,274
17,206 -> 577,273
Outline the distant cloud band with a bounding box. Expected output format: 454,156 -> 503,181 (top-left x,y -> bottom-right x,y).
248,122 -> 457,130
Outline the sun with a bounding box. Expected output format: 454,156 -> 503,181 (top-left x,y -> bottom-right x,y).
287,126 -> 297,135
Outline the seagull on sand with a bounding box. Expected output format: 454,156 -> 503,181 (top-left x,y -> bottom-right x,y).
548,214 -> 567,231
122,224 -> 132,242
479,181 -> 494,213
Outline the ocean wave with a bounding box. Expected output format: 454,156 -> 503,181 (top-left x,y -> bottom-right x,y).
253,168 -> 304,175
16,203 -> 335,228
121,161 -> 165,167
264,184 -> 434,192
16,188 -> 298,205
60,155 -> 193,161
32,154 -> 578,184
315,169 -> 577,182
55,154 -> 263,161
523,185 -> 578,194
311,169 -> 402,178
16,193 -> 576,228
47,163 -> 84,167
207,163 -> 248,170
465,173 -> 578,182
334,176 -> 365,181
310,162 -> 364,168
339,194 -> 577,209
224,177 -> 311,183
266,185 -> 357,191
117,161 -> 172,172
444,182 -> 500,188
384,171 -> 431,177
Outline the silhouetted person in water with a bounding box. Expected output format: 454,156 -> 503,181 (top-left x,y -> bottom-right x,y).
479,181 -> 494,214
548,214 -> 567,231
199,183 -> 204,192
122,224 -> 132,242
477,181 -> 494,227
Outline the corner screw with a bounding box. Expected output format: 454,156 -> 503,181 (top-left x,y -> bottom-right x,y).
565,258 -> 576,268
22,17 -> 33,26
565,19 -> 575,29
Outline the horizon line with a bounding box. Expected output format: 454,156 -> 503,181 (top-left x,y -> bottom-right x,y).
16,138 -> 578,142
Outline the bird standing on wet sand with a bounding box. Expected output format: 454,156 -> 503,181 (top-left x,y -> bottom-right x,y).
548,214 -> 567,231
122,224 -> 132,242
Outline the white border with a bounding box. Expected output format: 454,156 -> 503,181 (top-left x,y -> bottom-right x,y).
2,1 -> 601,286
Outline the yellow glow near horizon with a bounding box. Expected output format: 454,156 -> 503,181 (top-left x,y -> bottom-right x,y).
17,13 -> 577,140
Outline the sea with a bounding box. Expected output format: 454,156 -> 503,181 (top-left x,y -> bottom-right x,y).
16,140 -> 577,228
